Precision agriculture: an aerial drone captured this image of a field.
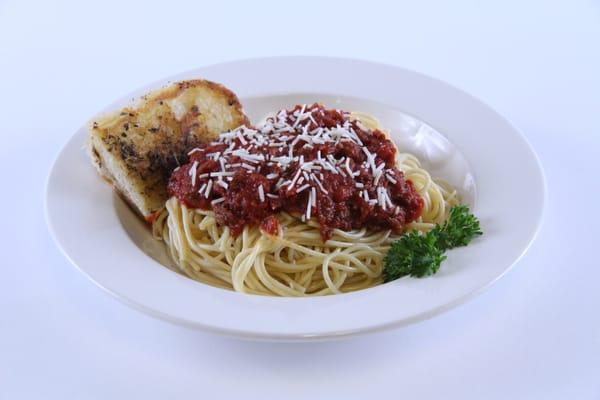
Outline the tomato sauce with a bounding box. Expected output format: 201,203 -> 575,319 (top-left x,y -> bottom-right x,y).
168,104 -> 423,240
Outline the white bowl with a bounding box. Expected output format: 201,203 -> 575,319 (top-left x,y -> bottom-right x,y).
45,57 -> 545,341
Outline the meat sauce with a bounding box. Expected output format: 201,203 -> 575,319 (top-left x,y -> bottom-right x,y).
167,104 -> 423,240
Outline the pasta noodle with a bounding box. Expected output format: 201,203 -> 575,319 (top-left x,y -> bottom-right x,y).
152,111 -> 459,296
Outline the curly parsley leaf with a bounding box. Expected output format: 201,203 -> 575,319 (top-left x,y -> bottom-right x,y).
383,205 -> 482,282
383,231 -> 446,281
432,205 -> 483,250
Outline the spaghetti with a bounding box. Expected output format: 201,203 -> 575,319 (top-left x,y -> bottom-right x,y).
152,105 -> 459,296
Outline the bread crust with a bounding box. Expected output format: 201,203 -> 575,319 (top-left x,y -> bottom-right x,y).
87,80 -> 248,219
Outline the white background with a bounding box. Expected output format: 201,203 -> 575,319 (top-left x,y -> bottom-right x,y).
1,0 -> 599,398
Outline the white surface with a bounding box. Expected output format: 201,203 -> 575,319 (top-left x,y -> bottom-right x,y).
1,0 -> 599,397
46,58 -> 544,340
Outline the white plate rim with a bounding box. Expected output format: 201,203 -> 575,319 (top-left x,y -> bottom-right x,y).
45,56 -> 546,341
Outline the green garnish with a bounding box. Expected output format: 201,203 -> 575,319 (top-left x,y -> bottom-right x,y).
383,205 -> 482,282
384,231 -> 447,279
432,205 -> 484,250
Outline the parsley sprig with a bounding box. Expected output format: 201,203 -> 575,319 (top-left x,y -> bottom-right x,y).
383,205 -> 482,282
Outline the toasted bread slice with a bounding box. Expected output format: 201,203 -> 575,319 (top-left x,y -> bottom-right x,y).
87,80 -> 249,220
